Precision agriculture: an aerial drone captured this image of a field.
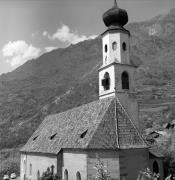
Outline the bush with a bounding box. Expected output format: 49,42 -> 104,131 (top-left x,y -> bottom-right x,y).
137,168 -> 159,180
93,156 -> 110,180
41,167 -> 58,180
0,149 -> 20,179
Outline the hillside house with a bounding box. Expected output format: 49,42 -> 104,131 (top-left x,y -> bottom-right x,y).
20,1 -> 164,180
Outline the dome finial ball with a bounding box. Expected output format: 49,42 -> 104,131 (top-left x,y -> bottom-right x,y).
103,0 -> 128,28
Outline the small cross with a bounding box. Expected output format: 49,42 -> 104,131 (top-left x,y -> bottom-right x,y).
114,0 -> 117,4
114,0 -> 117,6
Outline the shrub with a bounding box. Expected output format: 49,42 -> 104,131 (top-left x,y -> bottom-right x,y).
41,167 -> 58,180
137,168 -> 159,180
93,156 -> 110,180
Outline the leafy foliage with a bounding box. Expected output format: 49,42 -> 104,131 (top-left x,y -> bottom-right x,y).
93,156 -> 110,180
137,168 -> 159,180
41,167 -> 58,180
0,148 -> 20,179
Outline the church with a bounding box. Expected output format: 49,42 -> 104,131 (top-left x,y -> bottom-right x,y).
20,1 -> 164,180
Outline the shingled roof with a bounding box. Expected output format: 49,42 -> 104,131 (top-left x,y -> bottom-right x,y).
21,97 -> 147,155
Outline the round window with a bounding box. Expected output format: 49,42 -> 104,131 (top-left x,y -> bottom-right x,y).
122,42 -> 127,51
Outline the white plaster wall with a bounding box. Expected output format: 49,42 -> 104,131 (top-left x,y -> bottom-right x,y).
114,65 -> 135,92
102,32 -> 130,65
63,150 -> 87,180
102,33 -> 121,65
109,33 -> 122,64
102,33 -> 110,65
113,65 -> 139,128
20,153 -> 57,180
20,154 -> 27,180
119,33 -> 130,64
99,65 -> 115,98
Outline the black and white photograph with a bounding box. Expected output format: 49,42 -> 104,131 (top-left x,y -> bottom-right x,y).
0,0 -> 175,180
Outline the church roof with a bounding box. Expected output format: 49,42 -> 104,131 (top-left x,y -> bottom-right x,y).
21,97 -> 147,155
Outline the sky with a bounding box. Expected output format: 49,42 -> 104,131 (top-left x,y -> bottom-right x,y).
0,0 -> 175,75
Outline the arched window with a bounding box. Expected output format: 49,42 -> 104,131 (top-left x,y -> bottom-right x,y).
112,42 -> 117,51
29,163 -> 32,176
37,170 -> 40,180
102,72 -> 110,91
122,42 -> 127,51
105,45 -> 108,53
153,161 -> 159,174
76,171 -> 81,180
64,169 -> 68,180
121,71 -> 129,90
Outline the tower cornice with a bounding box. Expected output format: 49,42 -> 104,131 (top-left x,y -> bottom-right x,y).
98,62 -> 137,72
101,27 -> 130,37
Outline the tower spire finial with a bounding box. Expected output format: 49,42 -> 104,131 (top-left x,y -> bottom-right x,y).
114,0 -> 118,7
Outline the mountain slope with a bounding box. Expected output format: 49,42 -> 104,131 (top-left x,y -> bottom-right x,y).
1,8 -> 175,151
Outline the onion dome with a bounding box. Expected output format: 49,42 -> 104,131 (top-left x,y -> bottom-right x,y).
103,0 -> 128,28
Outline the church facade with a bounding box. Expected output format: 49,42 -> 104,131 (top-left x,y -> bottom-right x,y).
20,1 -> 164,180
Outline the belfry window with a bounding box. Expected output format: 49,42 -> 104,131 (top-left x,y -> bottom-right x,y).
122,42 -> 127,51
102,72 -> 110,91
105,44 -> 108,53
112,42 -> 117,51
121,71 -> 129,90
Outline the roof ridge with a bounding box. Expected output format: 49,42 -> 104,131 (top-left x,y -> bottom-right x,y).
87,98 -> 118,148
114,96 -> 120,148
26,98 -> 115,142
47,97 -> 115,118
21,97 -> 116,153
116,96 -> 147,147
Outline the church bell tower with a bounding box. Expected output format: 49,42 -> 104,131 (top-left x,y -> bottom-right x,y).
99,0 -> 139,127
